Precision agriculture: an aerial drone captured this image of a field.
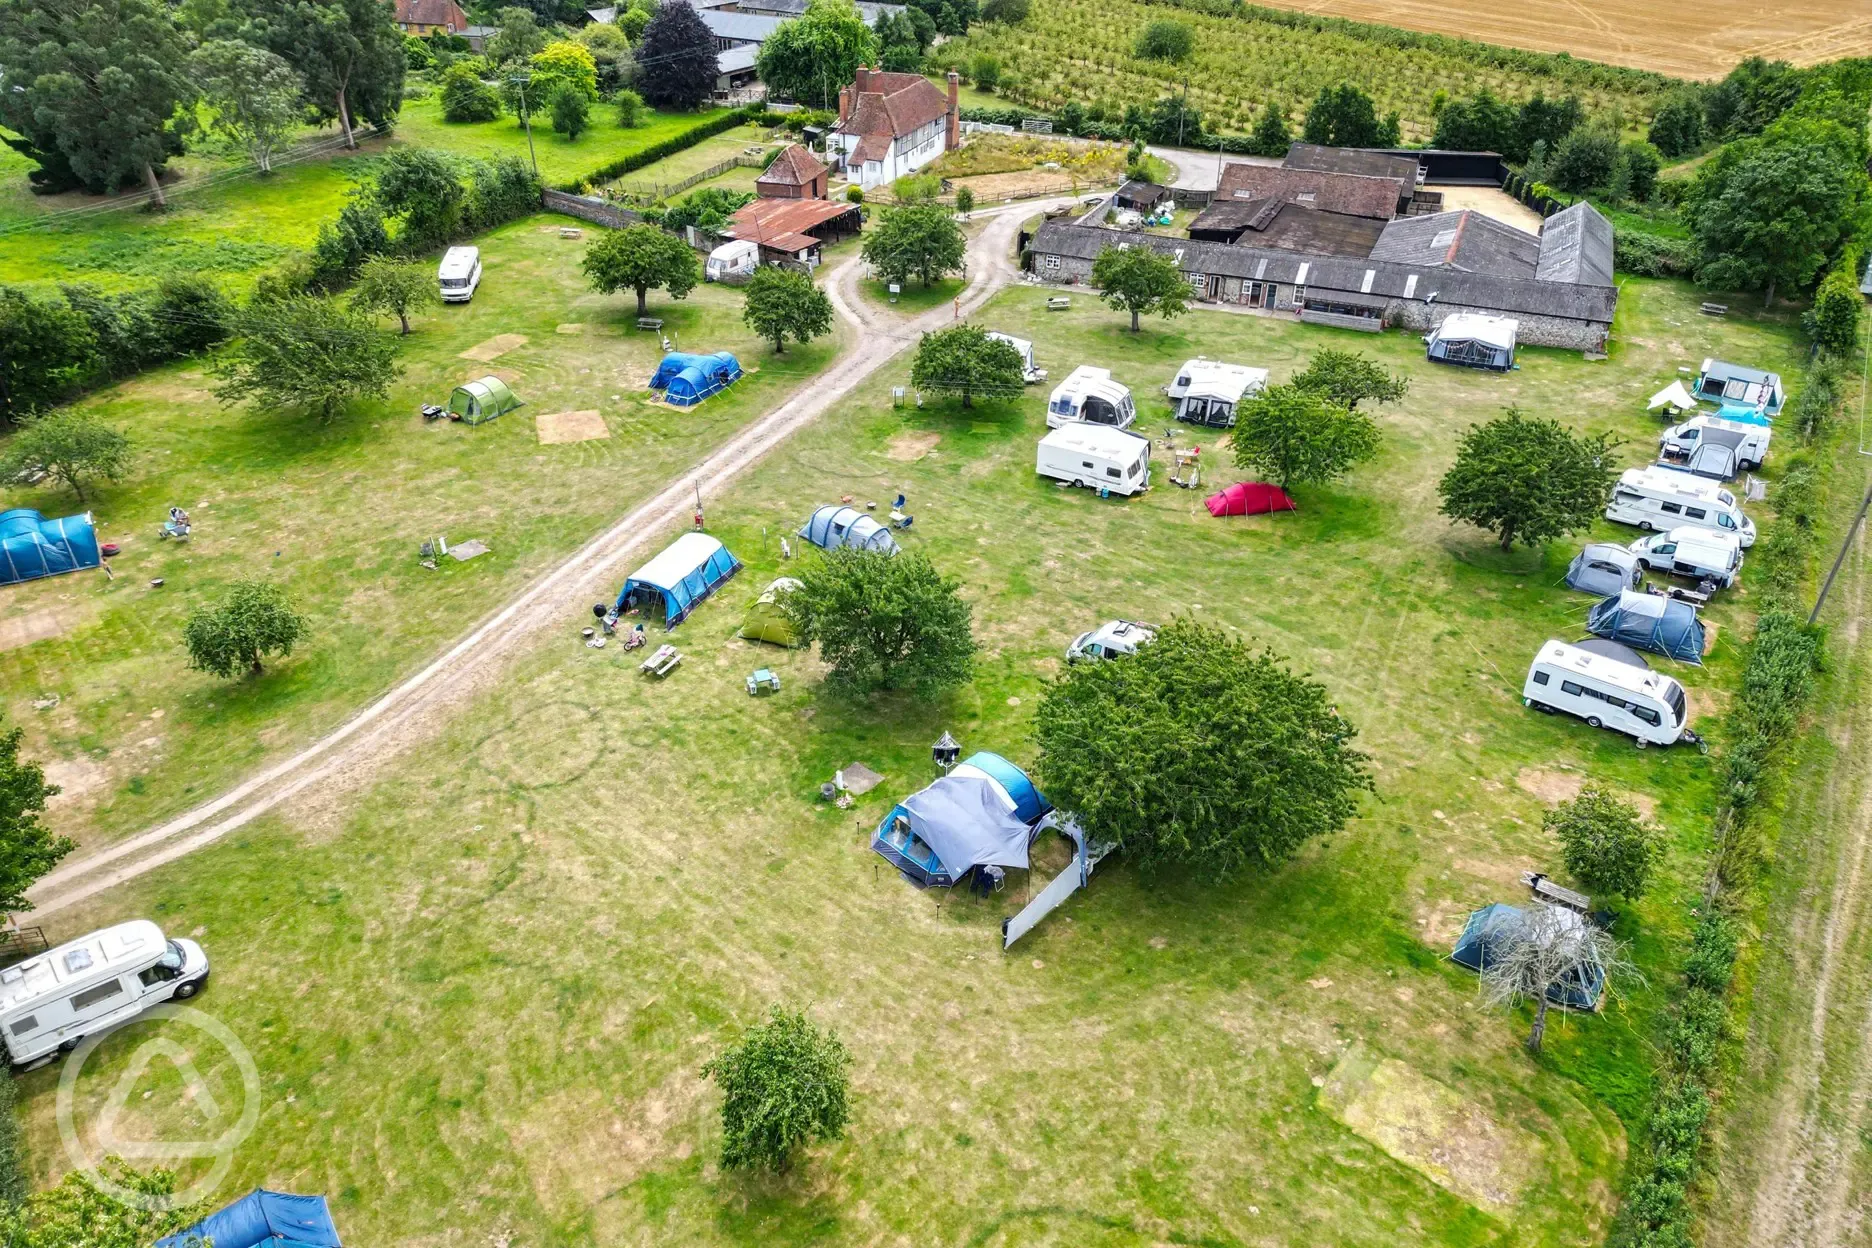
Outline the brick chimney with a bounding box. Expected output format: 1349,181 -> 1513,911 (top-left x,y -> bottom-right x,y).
855,66 -> 872,97
837,82 -> 851,125
945,70 -> 960,150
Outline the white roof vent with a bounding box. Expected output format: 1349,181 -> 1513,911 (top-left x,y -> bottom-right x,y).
63,949 -> 93,974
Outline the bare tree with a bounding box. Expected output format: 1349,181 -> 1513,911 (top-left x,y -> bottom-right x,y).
1480,903 -> 1633,1052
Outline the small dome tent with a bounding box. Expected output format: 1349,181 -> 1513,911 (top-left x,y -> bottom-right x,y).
1450,903 -> 1604,1010
614,533 -> 742,628
448,376 -> 521,425
739,577 -> 803,646
1587,590 -> 1706,664
1565,543 -> 1642,596
0,509 -> 100,586
799,505 -> 900,555
650,352 -> 742,407
872,751 -> 1052,888
1204,482 -> 1296,517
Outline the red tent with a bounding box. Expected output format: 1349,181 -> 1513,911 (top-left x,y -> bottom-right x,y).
1205,482 -> 1297,517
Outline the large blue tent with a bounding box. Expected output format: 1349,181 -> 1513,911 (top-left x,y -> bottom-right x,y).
614,532 -> 741,628
872,752 -> 1052,888
1449,903 -> 1604,1010
1587,590 -> 1705,664
154,1188 -> 341,1248
0,509 -> 99,587
649,352 -> 742,407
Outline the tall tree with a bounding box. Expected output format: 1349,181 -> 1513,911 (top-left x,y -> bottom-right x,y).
237,0 -> 407,149
1248,101 -> 1291,158
909,323 -> 1023,408
1546,785 -> 1661,901
0,410 -> 132,502
1480,902 -> 1626,1052
210,295 -> 403,421
183,580 -> 310,677
861,203 -> 966,288
1549,124 -> 1618,193
1132,18 -> 1192,62
190,40 -> 306,174
0,287 -> 98,422
756,0 -> 878,111
372,147 -> 466,253
1301,83 -> 1396,148
781,549 -> 977,699
636,0 -> 719,111
741,266 -> 834,354
1437,407 -> 1617,551
1090,244 -> 1187,333
1291,348 -> 1409,411
1231,383 -> 1381,491
1647,91 -> 1706,158
1805,262 -> 1864,354
1033,618 -> 1372,881
485,5 -> 547,64
582,224 -> 701,316
506,39 -> 599,114
0,0 -> 197,202
0,716 -> 74,916
1513,92 -> 1583,164
351,257 -> 438,333
1433,89 -> 1517,158
702,1006 -> 851,1173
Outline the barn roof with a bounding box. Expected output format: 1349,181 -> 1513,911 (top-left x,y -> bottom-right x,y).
1536,201 -> 1616,288
1283,143 -> 1422,184
1370,210 -> 1541,277
1188,199 -> 1386,257
757,143 -> 827,189
1215,162 -> 1402,221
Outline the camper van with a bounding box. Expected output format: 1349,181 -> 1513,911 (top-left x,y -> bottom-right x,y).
1036,424 -> 1151,495
1606,465 -> 1755,547
1660,414 -> 1771,473
1066,620 -> 1156,661
705,239 -> 759,282
1046,366 -> 1137,430
1523,640 -> 1700,750
1166,358 -> 1267,428
0,921 -> 209,1067
986,333 -> 1047,384
437,246 -> 482,303
1629,527 -> 1744,589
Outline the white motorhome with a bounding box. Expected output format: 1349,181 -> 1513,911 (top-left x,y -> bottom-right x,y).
1036,423 -> 1151,495
705,239 -> 759,282
0,921 -> 209,1067
1523,639 -> 1700,749
1659,414 -> 1771,472
1166,358 -> 1267,428
1630,526 -> 1744,589
1066,619 -> 1156,661
1606,465 -> 1755,547
986,332 -> 1047,384
437,246 -> 482,303
1046,366 -> 1137,430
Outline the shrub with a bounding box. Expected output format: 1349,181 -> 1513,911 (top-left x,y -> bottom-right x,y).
439,63 -> 502,123
1614,229 -> 1696,278
1134,19 -> 1194,61
846,185 -> 864,203
615,88 -> 644,128
1805,259 -> 1864,354
1682,913 -> 1739,992
1550,124 -> 1619,192
549,82 -> 591,138
1546,785 -> 1662,900
183,581 -> 310,678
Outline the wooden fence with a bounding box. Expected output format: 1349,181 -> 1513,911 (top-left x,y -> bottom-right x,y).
610,153 -> 770,203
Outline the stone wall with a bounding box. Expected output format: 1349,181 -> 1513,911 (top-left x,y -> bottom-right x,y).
541,190 -> 641,230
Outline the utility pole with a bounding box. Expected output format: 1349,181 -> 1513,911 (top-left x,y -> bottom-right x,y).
1811,483 -> 1872,625
510,73 -> 539,179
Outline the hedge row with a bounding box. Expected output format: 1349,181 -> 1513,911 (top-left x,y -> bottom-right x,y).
555,110 -> 750,192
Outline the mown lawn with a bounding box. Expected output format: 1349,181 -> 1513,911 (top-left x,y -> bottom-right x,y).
16,275 -> 1813,1246
0,213 -> 843,854
395,93 -> 732,188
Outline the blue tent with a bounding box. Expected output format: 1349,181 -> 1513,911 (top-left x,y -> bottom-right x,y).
873,752 -> 1051,888
155,1189 -> 341,1248
798,505 -> 899,555
649,352 -> 742,407
0,509 -> 100,587
1715,402 -> 1773,428
614,532 -> 741,627
1587,590 -> 1705,664
1449,903 -> 1604,1010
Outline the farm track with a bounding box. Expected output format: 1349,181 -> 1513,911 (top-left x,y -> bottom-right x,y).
24,198 -> 1067,919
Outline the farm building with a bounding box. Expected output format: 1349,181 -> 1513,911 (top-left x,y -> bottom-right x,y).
1213,163 -> 1404,221
394,0 -> 468,34
1282,142 -> 1422,188
755,144 -> 828,200
1113,180 -> 1170,213
1186,199 -> 1387,256
830,67 -> 960,188
724,196 -> 863,268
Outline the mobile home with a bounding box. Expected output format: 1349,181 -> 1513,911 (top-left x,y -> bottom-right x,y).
0,921 -> 209,1066
1046,366 -> 1137,430
1522,639 -> 1700,749
1166,358 -> 1267,428
437,246 -> 482,303
1629,527 -> 1744,589
1036,423 -> 1152,495
1606,465 -> 1755,547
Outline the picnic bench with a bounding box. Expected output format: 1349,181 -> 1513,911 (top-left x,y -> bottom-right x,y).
559,226 -> 583,239
640,644 -> 682,677
636,316 -> 664,331
1521,871 -> 1591,914
746,668 -> 781,696
1667,584 -> 1713,608
1046,296 -> 1071,311
1699,302 -> 1728,317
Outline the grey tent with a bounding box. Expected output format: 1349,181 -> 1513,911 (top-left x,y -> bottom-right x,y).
799,505 -> 899,555
1575,637 -> 1650,668
1566,544 -> 1642,596
872,771 -> 1036,887
1681,426 -> 1747,480
1587,590 -> 1705,664
1449,903 -> 1603,1009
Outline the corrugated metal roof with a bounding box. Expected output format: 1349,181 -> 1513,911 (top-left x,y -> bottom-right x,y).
698,8 -> 785,40
1535,202 -> 1615,288
1283,143 -> 1421,184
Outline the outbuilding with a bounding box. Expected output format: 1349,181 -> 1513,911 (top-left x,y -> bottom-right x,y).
1587,590 -> 1706,664
0,509 -> 100,587
1426,313 -> 1518,371
448,376 -> 521,425
799,504 -> 900,554
872,751 -> 1051,888
614,533 -> 742,628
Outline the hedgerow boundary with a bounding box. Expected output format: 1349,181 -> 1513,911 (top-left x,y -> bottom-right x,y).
555,111 -> 749,193
1608,357 -> 1850,1246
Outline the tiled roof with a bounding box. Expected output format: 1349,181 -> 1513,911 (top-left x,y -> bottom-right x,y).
1188,199 -> 1387,257
1283,143 -> 1422,184
1370,210 -> 1541,277
836,71 -> 949,141
757,143 -> 827,188
397,0 -> 467,25
1214,163 -> 1402,221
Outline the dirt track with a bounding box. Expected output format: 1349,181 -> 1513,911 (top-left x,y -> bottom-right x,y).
1707,467 -> 1872,1248
24,199 -> 1064,919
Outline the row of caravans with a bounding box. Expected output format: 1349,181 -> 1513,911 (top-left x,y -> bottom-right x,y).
0,921 -> 209,1068
1523,640 -> 1700,750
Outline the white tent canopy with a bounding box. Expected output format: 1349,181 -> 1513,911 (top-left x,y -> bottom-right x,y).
1648,380 -> 1696,413
1431,313 -> 1518,350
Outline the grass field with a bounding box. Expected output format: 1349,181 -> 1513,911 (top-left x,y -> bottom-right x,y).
12,257 -> 1815,1245
0,215 -> 841,856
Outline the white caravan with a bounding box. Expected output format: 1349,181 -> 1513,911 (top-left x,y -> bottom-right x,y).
1523,639 -> 1700,750
705,239 -> 760,281
437,246 -> 482,303
1036,423 -> 1152,495
1046,366 -> 1137,430
0,921 -> 209,1067
1629,527 -> 1744,589
1659,414 -> 1771,472
1606,465 -> 1755,547
1166,358 -> 1267,428
986,333 -> 1047,384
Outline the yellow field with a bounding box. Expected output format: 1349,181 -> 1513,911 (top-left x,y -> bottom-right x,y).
1248,0 -> 1872,79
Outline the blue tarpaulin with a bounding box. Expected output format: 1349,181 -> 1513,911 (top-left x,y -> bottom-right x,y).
614,532 -> 741,627
155,1189 -> 341,1248
1587,590 -> 1705,664
1715,402 -> 1772,428
0,509 -> 99,587
649,352 -> 742,407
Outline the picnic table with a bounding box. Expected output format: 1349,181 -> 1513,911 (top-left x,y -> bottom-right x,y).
1521,871 -> 1591,914
746,668 -> 781,696
636,316 -> 664,331
1046,296 -> 1071,311
640,644 -> 682,677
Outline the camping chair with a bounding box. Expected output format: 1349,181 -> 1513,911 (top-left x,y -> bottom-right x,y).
890,512 -> 913,531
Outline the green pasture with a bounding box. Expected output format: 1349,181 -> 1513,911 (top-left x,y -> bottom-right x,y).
14,268 -> 1815,1246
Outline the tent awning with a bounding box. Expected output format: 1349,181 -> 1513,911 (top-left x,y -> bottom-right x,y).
1648,380 -> 1696,412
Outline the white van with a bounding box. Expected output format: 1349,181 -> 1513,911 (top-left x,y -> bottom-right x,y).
438,246 -> 482,303
1659,414 -> 1771,472
1066,619 -> 1156,661
1523,639 -> 1701,750
1037,423 -> 1151,495
1629,526 -> 1744,589
1605,465 -> 1755,547
0,921 -> 209,1067
1046,366 -> 1137,430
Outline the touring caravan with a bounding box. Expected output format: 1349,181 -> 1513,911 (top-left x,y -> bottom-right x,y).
1522,639 -> 1701,749
1629,527 -> 1744,589
705,239 -> 760,282
437,246 -> 482,303
986,333 -> 1047,384
0,921 -> 209,1067
1166,358 -> 1267,428
1036,424 -> 1151,495
1606,465 -> 1755,547
1046,366 -> 1137,430
1660,414 -> 1770,474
